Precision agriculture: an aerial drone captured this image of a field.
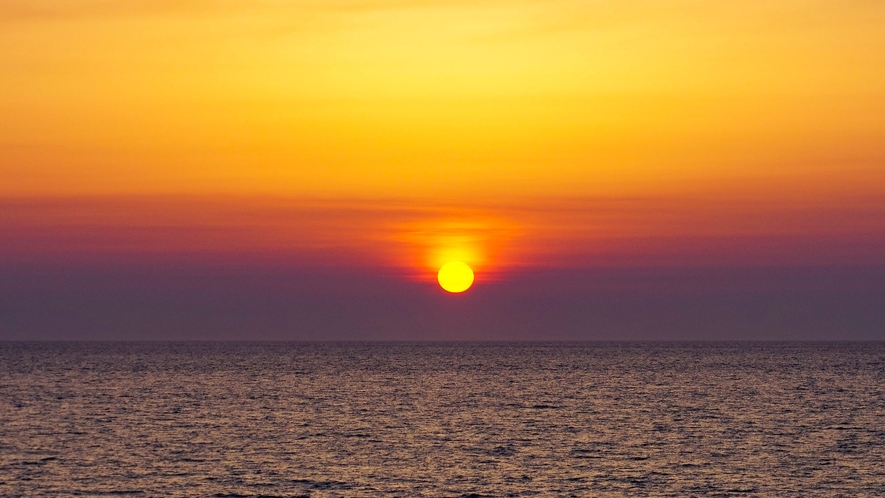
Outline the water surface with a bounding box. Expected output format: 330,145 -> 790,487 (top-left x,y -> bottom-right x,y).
2,342 -> 884,496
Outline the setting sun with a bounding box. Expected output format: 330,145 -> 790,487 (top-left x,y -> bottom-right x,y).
438,262 -> 475,293
1,0 -> 884,338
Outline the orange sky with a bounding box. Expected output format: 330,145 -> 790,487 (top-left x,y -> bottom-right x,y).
2,0 -> 885,279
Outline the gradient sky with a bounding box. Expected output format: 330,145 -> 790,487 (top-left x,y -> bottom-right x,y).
2,0 -> 884,340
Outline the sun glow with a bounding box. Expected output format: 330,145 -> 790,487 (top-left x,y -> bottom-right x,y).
437,261 -> 475,293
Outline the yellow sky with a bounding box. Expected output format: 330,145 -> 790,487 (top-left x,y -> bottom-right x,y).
2,0 -> 884,200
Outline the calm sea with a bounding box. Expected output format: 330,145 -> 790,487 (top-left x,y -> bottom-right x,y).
1,342 -> 884,497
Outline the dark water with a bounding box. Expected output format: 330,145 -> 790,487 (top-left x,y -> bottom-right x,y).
2,342 -> 884,497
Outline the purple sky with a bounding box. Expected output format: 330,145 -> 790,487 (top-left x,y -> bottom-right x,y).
3,261 -> 883,341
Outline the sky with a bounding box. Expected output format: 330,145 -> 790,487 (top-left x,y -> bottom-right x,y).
1,0 -> 884,340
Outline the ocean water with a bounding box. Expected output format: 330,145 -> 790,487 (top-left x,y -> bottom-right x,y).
1,342 -> 884,497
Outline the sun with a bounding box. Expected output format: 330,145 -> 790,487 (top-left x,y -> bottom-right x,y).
438,261 -> 474,293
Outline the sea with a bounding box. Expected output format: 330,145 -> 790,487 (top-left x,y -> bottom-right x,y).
1,342 -> 884,497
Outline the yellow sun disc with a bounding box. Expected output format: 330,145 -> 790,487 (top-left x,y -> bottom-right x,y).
437,261 -> 474,293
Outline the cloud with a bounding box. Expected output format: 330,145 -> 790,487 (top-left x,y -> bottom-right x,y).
1,194 -> 883,273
